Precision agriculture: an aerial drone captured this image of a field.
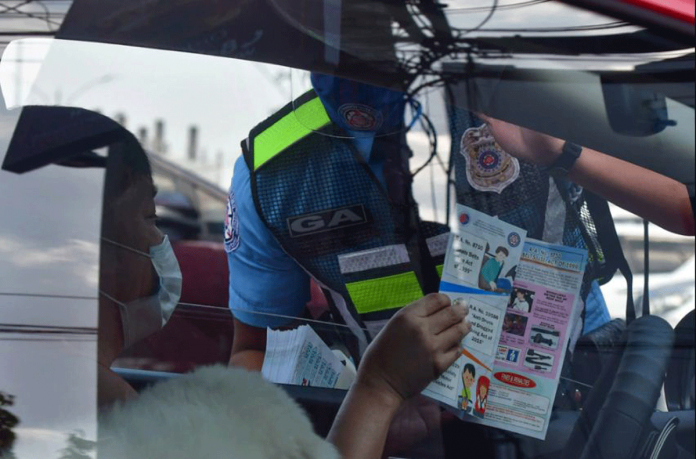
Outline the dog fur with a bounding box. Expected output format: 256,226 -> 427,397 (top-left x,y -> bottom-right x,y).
98,365 -> 340,459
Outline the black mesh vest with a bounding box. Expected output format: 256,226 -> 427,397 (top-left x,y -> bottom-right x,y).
242,90 -> 448,354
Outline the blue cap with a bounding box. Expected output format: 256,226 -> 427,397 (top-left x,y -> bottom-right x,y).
310,73 -> 406,135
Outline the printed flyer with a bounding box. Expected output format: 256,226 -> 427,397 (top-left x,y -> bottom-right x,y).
423,204 -> 527,418
480,239 -> 587,439
422,205 -> 588,440
262,325 -> 355,389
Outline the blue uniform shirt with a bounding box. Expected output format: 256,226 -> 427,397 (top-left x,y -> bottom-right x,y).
225,133 -> 609,333
226,133 -> 376,328
584,280 -> 611,333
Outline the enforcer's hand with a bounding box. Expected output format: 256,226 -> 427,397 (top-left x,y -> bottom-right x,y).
356,294 -> 472,406
477,114 -> 564,166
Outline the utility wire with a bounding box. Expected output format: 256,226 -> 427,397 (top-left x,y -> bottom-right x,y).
461,21 -> 629,33
0,323 -> 95,331
446,0 -> 548,14
456,0 -> 499,37
0,337 -> 95,342
0,328 -> 96,335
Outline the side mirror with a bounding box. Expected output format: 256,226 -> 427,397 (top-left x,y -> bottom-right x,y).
1,105 -> 128,173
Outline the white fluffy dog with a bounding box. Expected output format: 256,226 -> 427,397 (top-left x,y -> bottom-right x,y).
98,365 -> 340,459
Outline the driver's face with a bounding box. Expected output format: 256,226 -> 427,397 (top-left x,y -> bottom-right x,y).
102,175 -> 163,303
116,176 -> 162,251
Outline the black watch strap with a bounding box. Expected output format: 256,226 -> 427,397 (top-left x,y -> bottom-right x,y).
547,141 -> 582,178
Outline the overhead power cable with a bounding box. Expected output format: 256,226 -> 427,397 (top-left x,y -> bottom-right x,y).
462,21 -> 629,33
446,0 -> 548,14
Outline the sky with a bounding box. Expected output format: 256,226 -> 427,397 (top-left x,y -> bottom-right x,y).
0,37 -> 308,189
0,106 -> 102,458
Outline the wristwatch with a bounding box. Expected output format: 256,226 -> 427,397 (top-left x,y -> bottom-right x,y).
546,141 -> 582,178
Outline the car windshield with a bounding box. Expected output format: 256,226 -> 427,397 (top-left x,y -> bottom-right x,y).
0,1 -> 693,459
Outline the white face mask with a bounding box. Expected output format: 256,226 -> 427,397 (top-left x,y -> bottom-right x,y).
100,235 -> 182,349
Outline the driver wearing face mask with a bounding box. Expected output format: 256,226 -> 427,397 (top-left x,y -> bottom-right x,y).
97,136 -> 182,408
100,235 -> 182,350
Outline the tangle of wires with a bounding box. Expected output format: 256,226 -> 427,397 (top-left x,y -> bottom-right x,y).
405,77 -> 457,223
0,0 -> 68,34
394,0 -> 499,84
394,0 -> 631,89
410,98 -> 443,179
404,70 -> 467,220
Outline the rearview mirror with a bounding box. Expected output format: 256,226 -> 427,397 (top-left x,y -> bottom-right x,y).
601,79 -> 677,136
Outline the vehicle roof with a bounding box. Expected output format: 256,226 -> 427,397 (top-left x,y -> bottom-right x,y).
53,0 -> 694,88
2,1 -> 693,185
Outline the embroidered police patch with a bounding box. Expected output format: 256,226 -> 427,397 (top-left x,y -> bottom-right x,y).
460,124 -> 520,194
338,103 -> 383,131
224,189 -> 240,253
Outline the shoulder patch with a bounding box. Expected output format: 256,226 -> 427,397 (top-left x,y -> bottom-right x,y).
224,189 -> 240,253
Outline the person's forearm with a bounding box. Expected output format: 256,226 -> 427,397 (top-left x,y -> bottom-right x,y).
568,148 -> 695,236
228,349 -> 265,371
478,115 -> 694,236
98,363 -> 138,408
327,381 -> 402,459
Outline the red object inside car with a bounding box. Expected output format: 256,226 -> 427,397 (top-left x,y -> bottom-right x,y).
117,239 -> 330,372
622,0 -> 695,24
173,240 -> 230,307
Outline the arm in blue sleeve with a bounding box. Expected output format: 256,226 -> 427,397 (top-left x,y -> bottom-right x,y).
226,155 -> 310,328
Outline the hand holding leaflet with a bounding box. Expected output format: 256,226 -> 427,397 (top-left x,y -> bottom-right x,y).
327,293 -> 473,459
